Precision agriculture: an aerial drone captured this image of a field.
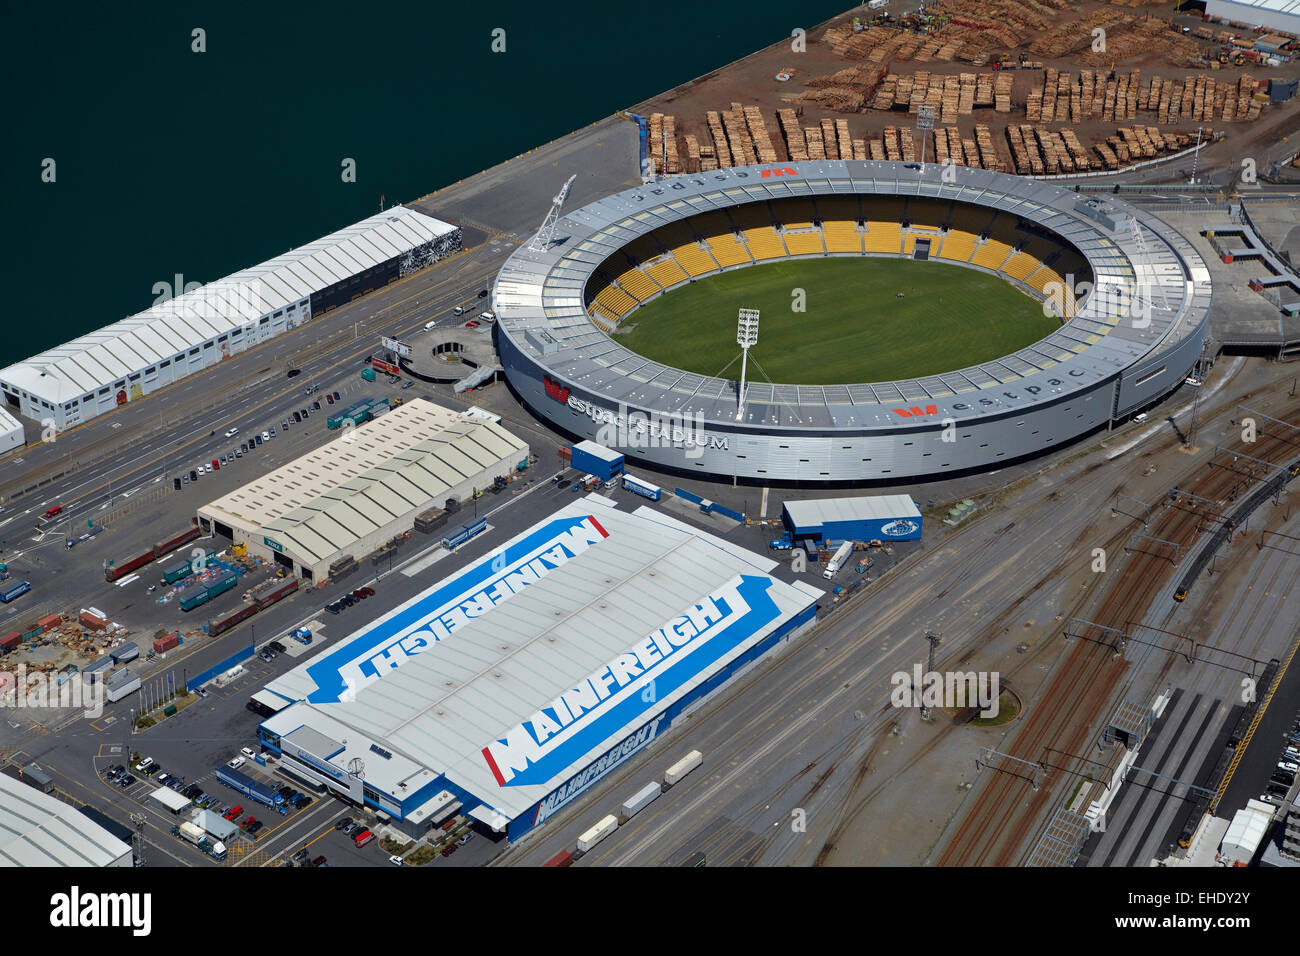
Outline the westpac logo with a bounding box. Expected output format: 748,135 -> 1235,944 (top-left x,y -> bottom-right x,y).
892,405 -> 938,419
759,167 -> 799,178
543,376 -> 570,403
306,515 -> 609,703
481,574 -> 781,789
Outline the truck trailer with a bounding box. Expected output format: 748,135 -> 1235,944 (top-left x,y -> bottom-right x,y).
664,750 -> 703,786
622,473 -> 662,501
576,814 -> 619,853
442,517 -> 486,550
823,541 -> 854,579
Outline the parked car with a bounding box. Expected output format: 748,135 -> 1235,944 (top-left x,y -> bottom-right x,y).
354,829 -> 375,848
135,757 -> 154,772
332,391 -> 340,401
326,394 -> 334,404
118,774 -> 135,787
227,756 -> 246,770
247,821 -> 263,835
293,412 -> 302,423
224,805 -> 244,820
326,602 -> 341,615
361,586 -> 375,597
389,855 -> 404,866
401,380 -> 413,390
353,589 -> 367,600
335,817 -> 354,832
312,401 -> 321,410
313,855 -> 327,867
269,641 -> 287,654
260,431 -> 269,442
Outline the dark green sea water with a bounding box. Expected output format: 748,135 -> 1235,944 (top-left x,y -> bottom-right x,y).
1,1 -> 844,368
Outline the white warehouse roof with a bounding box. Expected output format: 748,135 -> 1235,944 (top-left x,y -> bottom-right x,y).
783,495 -> 920,528
0,773 -> 133,867
200,399 -> 526,566
262,499 -> 822,821
0,207 -> 457,407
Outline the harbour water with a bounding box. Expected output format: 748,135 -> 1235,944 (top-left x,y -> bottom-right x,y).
2,2 -> 841,368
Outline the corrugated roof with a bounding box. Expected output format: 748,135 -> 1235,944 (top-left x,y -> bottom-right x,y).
262,500 -> 821,819
0,207 -> 457,406
0,773 -> 132,867
783,495 -> 921,530
200,401 -> 527,564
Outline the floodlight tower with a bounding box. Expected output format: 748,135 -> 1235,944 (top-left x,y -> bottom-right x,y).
916,104 -> 936,171
528,174 -> 578,253
735,309 -> 760,422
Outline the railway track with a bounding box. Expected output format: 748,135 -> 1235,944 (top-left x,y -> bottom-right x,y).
936,408 -> 1300,866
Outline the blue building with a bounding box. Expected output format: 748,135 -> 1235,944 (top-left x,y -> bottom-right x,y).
782,495 -> 923,545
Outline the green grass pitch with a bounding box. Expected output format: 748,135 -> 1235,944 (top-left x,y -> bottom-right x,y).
614,258 -> 1059,385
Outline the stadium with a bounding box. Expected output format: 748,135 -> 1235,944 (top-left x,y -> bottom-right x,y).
492,160 -> 1213,483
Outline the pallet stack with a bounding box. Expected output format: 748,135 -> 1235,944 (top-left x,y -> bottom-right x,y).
744,107 -> 779,165
835,119 -> 854,161
805,125 -> 828,161
778,108 -> 809,162
821,119 -> 840,160
663,115 -> 681,174
722,105 -> 758,166
1060,129 -> 1091,170
995,73 -> 1013,113
706,111 -> 733,169
975,125 -> 1004,172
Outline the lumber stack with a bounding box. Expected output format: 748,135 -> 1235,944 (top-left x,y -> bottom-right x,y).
778,109 -> 808,162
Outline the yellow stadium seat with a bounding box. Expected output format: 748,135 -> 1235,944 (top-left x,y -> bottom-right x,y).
594,283 -> 638,317
644,257 -> 689,289
864,222 -> 903,254
614,266 -> 659,301
822,220 -> 863,253
743,226 -> 788,260
1000,253 -> 1041,282
970,240 -> 1014,271
670,241 -> 718,276
936,230 -> 978,263
782,229 -> 825,256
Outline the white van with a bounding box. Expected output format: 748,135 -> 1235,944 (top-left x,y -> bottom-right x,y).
1133,413 -> 1149,424
424,319 -> 439,330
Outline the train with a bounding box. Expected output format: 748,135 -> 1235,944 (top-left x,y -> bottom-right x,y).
104,526 -> 202,582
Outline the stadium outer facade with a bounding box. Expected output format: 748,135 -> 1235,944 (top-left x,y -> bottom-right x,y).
492,160 -> 1212,483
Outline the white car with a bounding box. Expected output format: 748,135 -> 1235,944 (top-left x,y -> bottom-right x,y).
135,757 -> 153,772
388,855 -> 404,866
1184,377 -> 1202,387
227,756 -> 246,770
261,431 -> 271,441
241,747 -> 256,759
224,427 -> 239,438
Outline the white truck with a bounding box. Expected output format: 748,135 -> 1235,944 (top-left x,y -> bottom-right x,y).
576,814 -> 618,853
822,541 -> 854,579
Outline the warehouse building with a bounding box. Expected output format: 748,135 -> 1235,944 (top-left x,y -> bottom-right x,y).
782,495 -> 923,545
0,407 -> 23,456
0,772 -> 133,867
1205,0 -> 1300,35
255,499 -> 822,841
0,207 -> 460,431
197,399 -> 528,581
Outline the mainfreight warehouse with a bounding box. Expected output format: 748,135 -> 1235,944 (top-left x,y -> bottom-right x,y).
251,498 -> 821,842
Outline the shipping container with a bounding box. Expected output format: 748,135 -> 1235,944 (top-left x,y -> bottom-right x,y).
161,559 -> 193,584
105,674 -> 141,702
0,580 -> 31,603
664,750 -> 703,786
79,609 -> 108,631
576,814 -> 619,853
153,633 -> 180,653
442,517 -> 486,550
0,632 -> 20,652
154,526 -> 202,556
543,849 -> 574,867
622,473 -> 662,500
105,550 -> 156,582
178,569 -> 238,612
619,782 -> 662,823
37,613 -> 62,632
110,642 -> 139,663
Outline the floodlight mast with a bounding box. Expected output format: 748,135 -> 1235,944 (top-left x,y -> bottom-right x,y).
528,174 -> 578,253
736,309 -> 760,421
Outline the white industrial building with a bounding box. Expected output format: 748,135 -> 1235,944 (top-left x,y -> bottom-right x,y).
0,406 -> 23,455
197,399 -> 528,581
0,772 -> 133,867
256,498 -> 822,842
0,207 -> 460,431
1205,0 -> 1300,34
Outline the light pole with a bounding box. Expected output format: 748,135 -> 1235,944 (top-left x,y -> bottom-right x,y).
916,105 -> 936,171
735,309 -> 760,422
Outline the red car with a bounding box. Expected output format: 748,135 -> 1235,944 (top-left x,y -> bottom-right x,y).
241,816 -> 257,829
326,394 -> 334,404
361,587 -> 375,597
41,506 -> 62,519
465,321 -> 479,328
224,805 -> 243,820
211,459 -> 220,471
352,589 -> 367,600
